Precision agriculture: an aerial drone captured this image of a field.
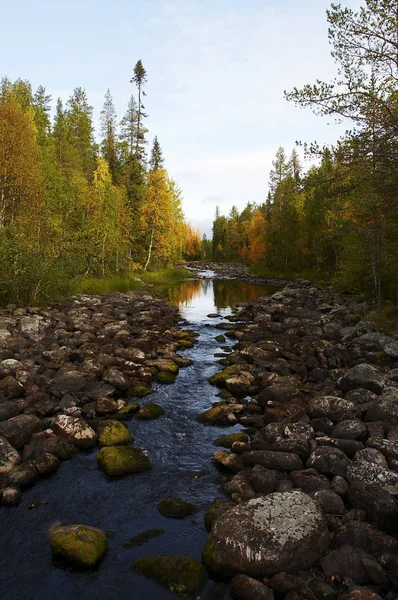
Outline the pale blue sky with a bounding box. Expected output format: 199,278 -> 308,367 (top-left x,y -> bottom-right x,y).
1,0 -> 360,235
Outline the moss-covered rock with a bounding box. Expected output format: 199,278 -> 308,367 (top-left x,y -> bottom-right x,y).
156,371 -> 177,384
217,389 -> 233,400
208,366 -> 239,388
157,497 -> 196,518
213,432 -> 248,448
124,528 -> 165,548
136,403 -> 165,420
215,334 -> 226,343
197,404 -> 236,426
117,402 -> 140,417
49,524 -> 107,568
204,500 -> 235,532
177,339 -> 194,349
97,420 -> 132,446
131,555 -> 207,598
97,445 -> 151,475
129,382 -> 153,398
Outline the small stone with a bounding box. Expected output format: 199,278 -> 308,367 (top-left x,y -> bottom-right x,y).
34,452 -> 60,475
131,555 -> 207,597
307,446 -> 351,476
1,486 -> 22,506
157,497 -> 195,518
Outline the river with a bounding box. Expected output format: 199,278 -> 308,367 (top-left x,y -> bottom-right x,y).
0,275 -> 277,600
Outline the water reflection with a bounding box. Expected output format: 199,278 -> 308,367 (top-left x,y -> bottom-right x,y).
155,278 -> 278,311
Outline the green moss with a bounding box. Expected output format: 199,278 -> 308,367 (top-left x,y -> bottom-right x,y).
215,334 -> 226,343
117,402 -> 140,416
208,365 -> 238,387
197,405 -> 226,424
177,339 -> 194,349
123,528 -> 165,548
201,538 -> 219,572
156,371 -> 177,384
131,555 -> 207,598
204,500 -> 233,532
217,389 -> 232,400
49,524 -> 107,568
97,445 -> 151,475
129,382 -> 153,398
213,432 -> 248,448
97,420 -> 132,446
135,403 -> 165,420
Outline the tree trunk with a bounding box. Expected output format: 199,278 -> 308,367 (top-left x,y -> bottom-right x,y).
144,225 -> 154,271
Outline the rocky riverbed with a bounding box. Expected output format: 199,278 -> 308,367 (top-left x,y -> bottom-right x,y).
197,270 -> 398,599
0,291 -> 196,506
1,269 -> 398,600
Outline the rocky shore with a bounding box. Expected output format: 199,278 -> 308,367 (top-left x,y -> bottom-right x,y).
0,291 -> 196,506
199,276 -> 398,599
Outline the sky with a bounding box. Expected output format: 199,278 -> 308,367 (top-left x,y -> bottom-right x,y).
1,0 -> 361,236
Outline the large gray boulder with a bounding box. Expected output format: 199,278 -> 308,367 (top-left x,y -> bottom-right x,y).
338,364 -> 383,395
202,491 -> 329,577
365,390 -> 398,425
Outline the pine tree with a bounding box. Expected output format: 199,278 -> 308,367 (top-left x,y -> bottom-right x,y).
130,60 -> 148,160
65,87 -> 96,177
100,89 -> 119,182
149,136 -> 164,171
120,95 -> 138,156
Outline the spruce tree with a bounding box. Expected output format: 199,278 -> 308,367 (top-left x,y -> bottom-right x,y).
130,60 -> 148,160
149,136 -> 164,171
100,89 -> 119,182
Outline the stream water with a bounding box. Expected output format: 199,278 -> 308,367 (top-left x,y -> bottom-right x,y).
0,276 -> 277,600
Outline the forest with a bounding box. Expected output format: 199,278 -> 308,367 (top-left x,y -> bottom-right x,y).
211,0 -> 398,310
0,60 -> 201,305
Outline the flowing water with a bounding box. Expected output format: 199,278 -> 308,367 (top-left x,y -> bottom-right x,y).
0,276 -> 277,600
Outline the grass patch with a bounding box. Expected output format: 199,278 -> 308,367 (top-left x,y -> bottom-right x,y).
249,264 -> 333,283
367,304 -> 398,336
71,268 -> 191,296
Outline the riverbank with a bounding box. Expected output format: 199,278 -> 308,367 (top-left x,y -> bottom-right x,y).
199,270 -> 398,599
0,290 -> 196,505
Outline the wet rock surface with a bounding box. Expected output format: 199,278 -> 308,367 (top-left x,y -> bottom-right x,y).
191,263 -> 398,599
0,291 -> 193,505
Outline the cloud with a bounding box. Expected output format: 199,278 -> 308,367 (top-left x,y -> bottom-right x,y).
201,194 -> 228,206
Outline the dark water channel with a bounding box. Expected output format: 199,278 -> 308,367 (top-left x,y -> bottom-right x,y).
0,277 -> 276,600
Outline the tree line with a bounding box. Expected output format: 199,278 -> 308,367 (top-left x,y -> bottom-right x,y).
0,61 -> 201,304
211,0 -> 398,308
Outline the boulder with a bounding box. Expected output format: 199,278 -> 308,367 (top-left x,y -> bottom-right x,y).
307,446 -> 351,477
202,491 -> 329,577
0,376 -> 25,400
347,480 -> 398,531
52,415 -> 97,449
157,497 -> 195,518
102,367 -> 128,391
231,574 -> 274,600
242,451 -> 303,471
49,523 -> 107,568
307,396 -> 355,422
97,445 -> 151,475
346,460 -> 398,489
321,545 -> 389,587
9,461 -> 38,488
49,370 -> 87,395
1,486 -> 22,506
96,395 -> 119,415
97,420 -> 132,446
338,364 -> 383,395
131,555 -> 206,598
332,420 -> 367,440
135,403 -> 165,420
365,390 -> 398,425
213,432 -> 249,447
313,489 -> 345,515
34,452 -> 60,475
0,436 -> 20,473
0,414 -> 41,449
